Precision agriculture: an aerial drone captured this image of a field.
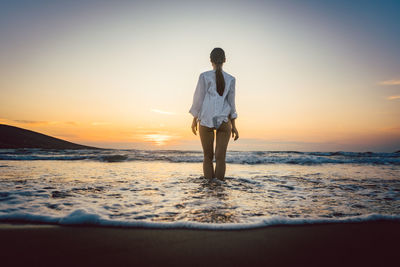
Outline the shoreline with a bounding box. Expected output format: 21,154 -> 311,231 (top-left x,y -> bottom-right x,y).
1,221 -> 399,266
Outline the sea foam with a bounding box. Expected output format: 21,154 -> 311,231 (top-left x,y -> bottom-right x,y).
0,149 -> 399,165
1,209 -> 399,229
1,158 -> 399,228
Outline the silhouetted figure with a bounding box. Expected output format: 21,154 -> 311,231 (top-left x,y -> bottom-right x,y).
189,48 -> 239,181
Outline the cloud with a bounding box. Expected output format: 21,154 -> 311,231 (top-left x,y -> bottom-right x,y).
0,118 -> 80,126
4,119 -> 80,126
91,122 -> 111,126
380,79 -> 400,86
150,109 -> 175,115
387,95 -> 400,100
12,120 -> 49,125
379,126 -> 400,132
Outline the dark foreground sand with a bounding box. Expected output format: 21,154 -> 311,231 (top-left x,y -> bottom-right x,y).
1,221 -> 399,267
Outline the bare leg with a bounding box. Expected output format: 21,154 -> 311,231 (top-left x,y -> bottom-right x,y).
215,121 -> 231,180
199,124 -> 215,179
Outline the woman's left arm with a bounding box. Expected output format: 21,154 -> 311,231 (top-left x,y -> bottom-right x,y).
189,73 -> 206,135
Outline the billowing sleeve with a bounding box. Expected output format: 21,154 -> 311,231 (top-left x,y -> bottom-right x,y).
189,73 -> 206,118
227,77 -> 237,119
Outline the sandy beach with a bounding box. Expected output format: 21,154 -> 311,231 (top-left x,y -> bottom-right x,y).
1,221 -> 399,266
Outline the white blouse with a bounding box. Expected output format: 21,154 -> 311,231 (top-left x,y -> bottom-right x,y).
189,69 -> 237,129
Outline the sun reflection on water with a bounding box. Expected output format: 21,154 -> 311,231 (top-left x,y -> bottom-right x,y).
143,134 -> 171,146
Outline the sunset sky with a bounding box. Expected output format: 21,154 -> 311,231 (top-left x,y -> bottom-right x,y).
1,0 -> 399,152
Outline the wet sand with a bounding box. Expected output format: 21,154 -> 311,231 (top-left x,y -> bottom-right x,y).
1,221 -> 399,267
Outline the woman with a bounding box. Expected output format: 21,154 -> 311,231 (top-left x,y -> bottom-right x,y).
189,47 -> 239,181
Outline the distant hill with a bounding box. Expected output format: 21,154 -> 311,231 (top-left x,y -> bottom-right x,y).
0,124 -> 99,149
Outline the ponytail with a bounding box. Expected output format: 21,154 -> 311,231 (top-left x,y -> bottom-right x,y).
210,47 -> 226,96
215,64 -> 225,96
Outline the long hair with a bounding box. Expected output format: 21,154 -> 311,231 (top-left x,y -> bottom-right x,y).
210,48 -> 225,96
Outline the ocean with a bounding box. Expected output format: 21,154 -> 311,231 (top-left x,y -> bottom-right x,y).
0,148 -> 399,229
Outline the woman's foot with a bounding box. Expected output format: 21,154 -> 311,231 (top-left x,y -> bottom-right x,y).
209,177 -> 223,185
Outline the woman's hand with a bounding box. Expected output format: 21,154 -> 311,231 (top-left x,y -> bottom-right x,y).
191,118 -> 198,135
230,118 -> 239,141
231,126 -> 239,141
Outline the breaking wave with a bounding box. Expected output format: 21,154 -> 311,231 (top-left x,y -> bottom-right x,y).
0,149 -> 399,165
1,209 -> 399,229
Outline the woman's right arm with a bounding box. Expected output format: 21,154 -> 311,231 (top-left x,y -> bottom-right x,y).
227,77 -> 237,120
230,117 -> 239,141
228,78 -> 239,140
189,73 -> 206,135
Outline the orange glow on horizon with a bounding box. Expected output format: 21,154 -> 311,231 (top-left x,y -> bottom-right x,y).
1,1 -> 399,152
143,134 -> 172,146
